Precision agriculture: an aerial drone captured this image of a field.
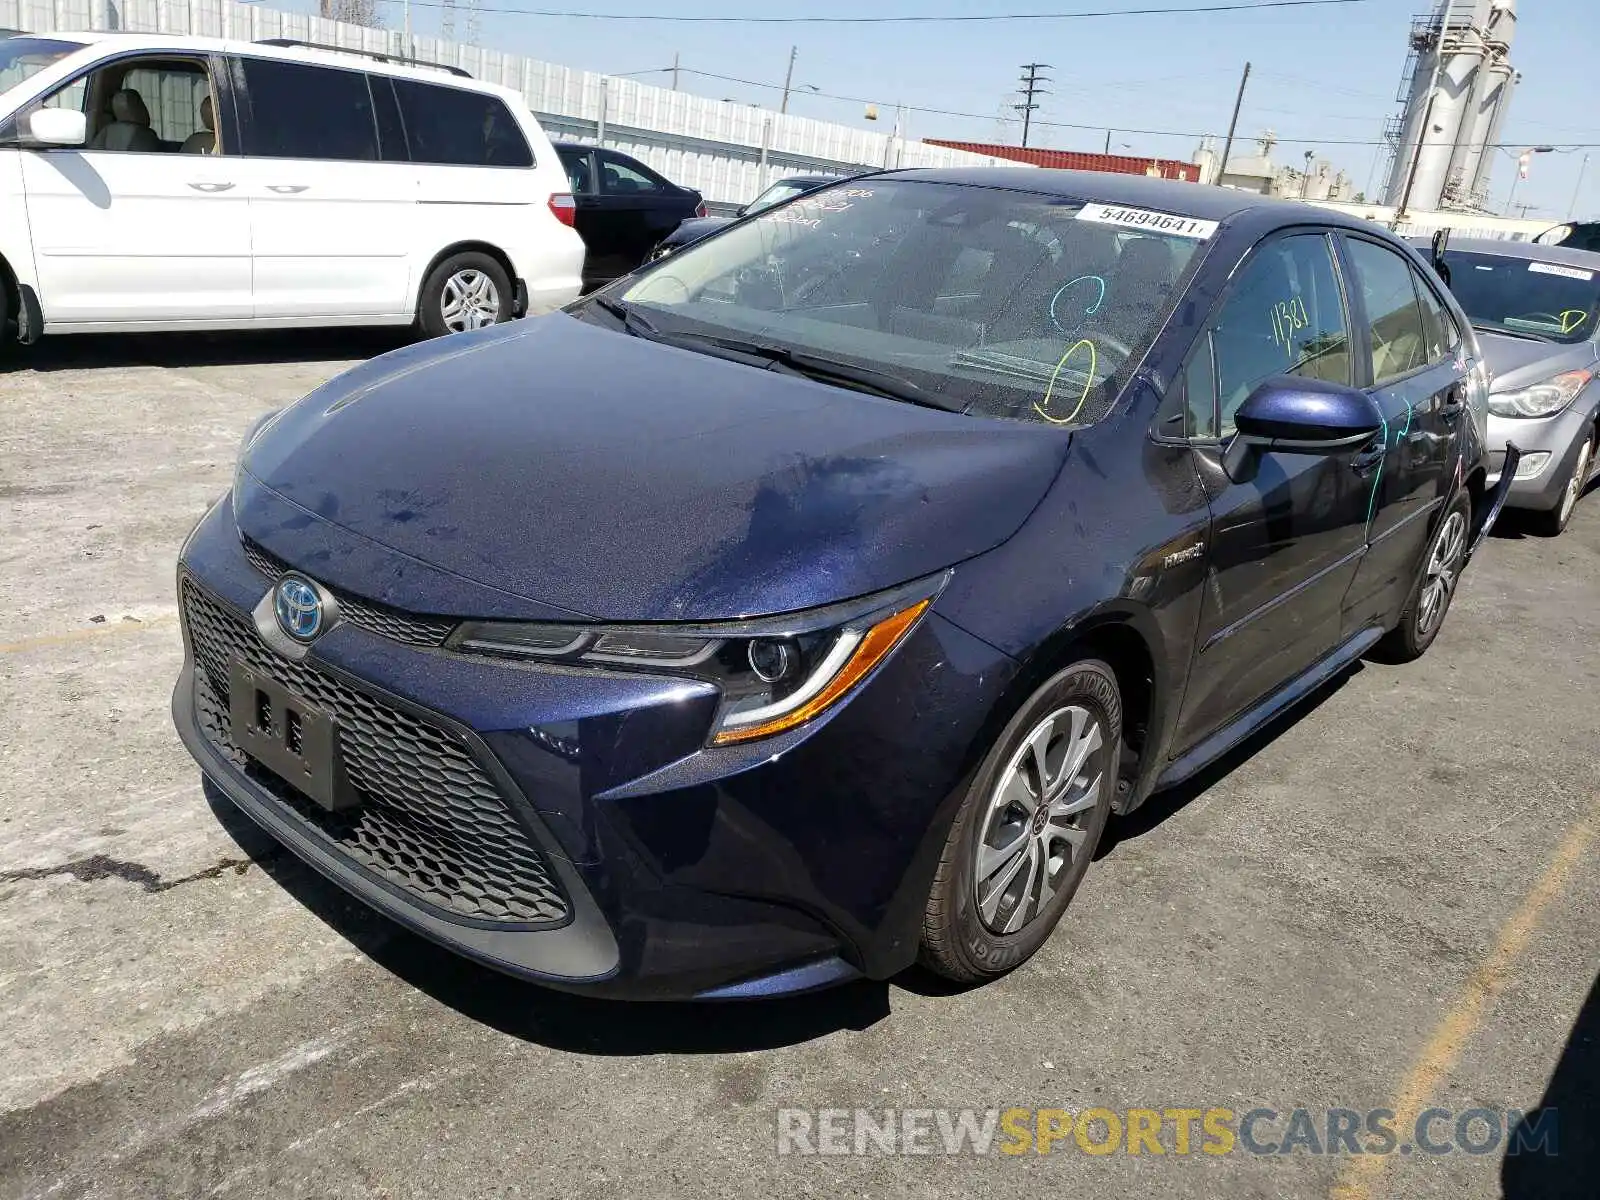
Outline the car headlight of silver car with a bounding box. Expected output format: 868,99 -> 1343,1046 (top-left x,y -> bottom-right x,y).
449,573 -> 949,745
1487,368 -> 1593,418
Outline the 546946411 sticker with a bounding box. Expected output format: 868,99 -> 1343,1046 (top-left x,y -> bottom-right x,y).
1075,203 -> 1219,240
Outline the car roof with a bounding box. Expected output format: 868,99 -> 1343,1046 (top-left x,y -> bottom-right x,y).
884,168 -> 1376,228
26,30 -> 512,94
1441,236 -> 1600,269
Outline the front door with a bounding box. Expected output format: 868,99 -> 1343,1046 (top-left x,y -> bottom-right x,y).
1337,233 -> 1468,630
1176,230 -> 1374,748
18,52 -> 251,324
230,55 -> 413,319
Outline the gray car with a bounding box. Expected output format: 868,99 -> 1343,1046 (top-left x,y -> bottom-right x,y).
1435,238 -> 1600,535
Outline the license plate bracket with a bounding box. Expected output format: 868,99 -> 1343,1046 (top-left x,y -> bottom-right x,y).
228,660 -> 356,811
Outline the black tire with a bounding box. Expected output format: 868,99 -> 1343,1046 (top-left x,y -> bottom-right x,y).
416,251 -> 513,339
919,659 -> 1120,984
1529,430 -> 1595,538
1376,491 -> 1471,663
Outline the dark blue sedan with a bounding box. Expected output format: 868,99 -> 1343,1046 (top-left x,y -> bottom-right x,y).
172,171 -> 1514,1000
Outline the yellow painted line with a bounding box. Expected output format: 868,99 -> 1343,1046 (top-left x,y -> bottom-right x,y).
1330,795 -> 1600,1200
0,613 -> 177,655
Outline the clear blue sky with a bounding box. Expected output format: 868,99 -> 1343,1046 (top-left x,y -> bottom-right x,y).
335,0 -> 1596,219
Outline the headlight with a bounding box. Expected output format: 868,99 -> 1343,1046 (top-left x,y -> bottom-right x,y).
450,574 -> 947,746
1487,368 -> 1592,418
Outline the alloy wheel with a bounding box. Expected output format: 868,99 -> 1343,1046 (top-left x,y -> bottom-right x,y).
440,269 -> 502,333
973,705 -> 1104,935
1417,509 -> 1466,638
1558,437 -> 1594,527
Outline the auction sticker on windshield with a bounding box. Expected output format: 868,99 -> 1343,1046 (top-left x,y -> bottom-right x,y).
1528,261 -> 1595,281
1076,203 -> 1219,240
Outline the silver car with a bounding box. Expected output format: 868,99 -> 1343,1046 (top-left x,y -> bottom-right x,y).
1436,238 -> 1600,535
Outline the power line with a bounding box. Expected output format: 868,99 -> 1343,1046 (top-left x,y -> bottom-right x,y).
374,0 -> 1378,21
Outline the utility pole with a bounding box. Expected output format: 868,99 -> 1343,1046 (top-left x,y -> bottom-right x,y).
1570,153 -> 1590,217
1217,61 -> 1251,187
671,52 -> 680,91
780,46 -> 797,114
1015,63 -> 1051,149
1303,149 -> 1315,198
1104,129 -> 1111,153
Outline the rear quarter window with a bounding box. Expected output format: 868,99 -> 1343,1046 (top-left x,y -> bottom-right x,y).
392,79 -> 533,168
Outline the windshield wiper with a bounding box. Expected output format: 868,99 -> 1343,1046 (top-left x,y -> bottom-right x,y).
674,334 -> 963,412
1471,320 -> 1554,343
589,295 -> 661,339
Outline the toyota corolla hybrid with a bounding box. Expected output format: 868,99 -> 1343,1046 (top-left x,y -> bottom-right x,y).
173,172 -> 1514,1000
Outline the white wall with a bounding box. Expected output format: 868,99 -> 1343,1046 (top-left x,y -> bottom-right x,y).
2,0 -> 1021,206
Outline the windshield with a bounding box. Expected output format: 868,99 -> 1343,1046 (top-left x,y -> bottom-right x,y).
1443,250 -> 1600,343
0,36 -> 80,100
746,181 -> 818,215
621,179 -> 1209,427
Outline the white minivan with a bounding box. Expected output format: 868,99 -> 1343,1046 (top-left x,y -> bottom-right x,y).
0,32 -> 585,341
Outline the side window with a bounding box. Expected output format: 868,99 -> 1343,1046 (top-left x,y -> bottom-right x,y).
1210,233 -> 1352,435
367,73 -> 408,163
44,56 -> 217,154
1412,272 -> 1461,365
392,80 -> 534,168
1344,238 -> 1429,385
560,150 -> 593,194
1185,332 -> 1220,440
599,154 -> 666,195
238,58 -> 378,161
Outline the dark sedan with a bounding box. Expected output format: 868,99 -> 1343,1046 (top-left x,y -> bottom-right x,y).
172,172 -> 1512,1001
554,142 -> 705,289
649,173 -> 843,261
1434,237 -> 1600,535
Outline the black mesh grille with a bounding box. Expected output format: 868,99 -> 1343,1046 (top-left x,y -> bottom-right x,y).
182,577 -> 569,927
242,539 -> 457,648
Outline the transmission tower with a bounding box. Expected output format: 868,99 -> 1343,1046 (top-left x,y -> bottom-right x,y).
1015,62 -> 1051,149
465,0 -> 481,46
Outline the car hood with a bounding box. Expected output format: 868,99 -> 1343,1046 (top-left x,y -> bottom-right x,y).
238,315 -> 1069,623
1477,330 -> 1597,391
661,216 -> 734,247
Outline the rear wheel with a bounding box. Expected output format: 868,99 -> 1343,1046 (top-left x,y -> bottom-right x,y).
1377,492 -> 1469,663
417,252 -> 512,338
919,659 -> 1119,984
1530,430 -> 1595,537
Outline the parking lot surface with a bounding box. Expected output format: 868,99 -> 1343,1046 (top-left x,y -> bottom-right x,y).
1,332 -> 1597,1199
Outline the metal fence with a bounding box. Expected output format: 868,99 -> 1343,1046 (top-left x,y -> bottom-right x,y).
2,0 -> 1019,208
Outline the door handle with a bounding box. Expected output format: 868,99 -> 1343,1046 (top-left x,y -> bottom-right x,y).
1350,442 -> 1387,475
266,184 -> 310,194
187,181 -> 235,192
1439,385 -> 1466,421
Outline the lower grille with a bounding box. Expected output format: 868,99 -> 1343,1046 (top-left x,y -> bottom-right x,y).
182,577 -> 569,927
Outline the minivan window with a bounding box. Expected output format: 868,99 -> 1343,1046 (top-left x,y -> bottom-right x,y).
238,57 -> 379,161
392,79 -> 533,167
35,55 -> 215,155
621,179 -> 1206,427
0,37 -> 79,98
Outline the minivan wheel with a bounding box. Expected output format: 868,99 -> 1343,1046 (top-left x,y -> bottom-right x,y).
1531,430 -> 1595,537
418,252 -> 513,338
1376,492 -> 1470,663
919,659 -> 1119,984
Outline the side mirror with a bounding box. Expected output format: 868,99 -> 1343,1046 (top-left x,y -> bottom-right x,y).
20,108 -> 86,148
1223,376 -> 1383,482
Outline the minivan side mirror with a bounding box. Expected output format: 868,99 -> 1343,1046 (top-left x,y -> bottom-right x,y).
1222,376 -> 1384,482
19,108 -> 87,148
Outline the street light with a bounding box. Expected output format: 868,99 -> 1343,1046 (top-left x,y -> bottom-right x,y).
1570,153 -> 1591,219
1504,146 -> 1555,216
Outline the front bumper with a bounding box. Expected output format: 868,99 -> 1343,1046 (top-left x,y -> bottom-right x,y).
1484,404 -> 1597,511
172,498 -> 1015,999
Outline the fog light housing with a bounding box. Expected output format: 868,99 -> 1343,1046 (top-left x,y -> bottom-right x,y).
1514,451 -> 1552,480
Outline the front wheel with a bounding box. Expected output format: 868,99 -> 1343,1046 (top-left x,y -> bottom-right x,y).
417,252 -> 513,338
1530,430 -> 1595,537
1376,492 -> 1470,663
919,659 -> 1120,984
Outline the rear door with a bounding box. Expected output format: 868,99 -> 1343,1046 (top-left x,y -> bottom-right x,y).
1174,230 -> 1374,749
17,50 -> 251,323
230,55 -> 414,319
1336,234 -> 1466,631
